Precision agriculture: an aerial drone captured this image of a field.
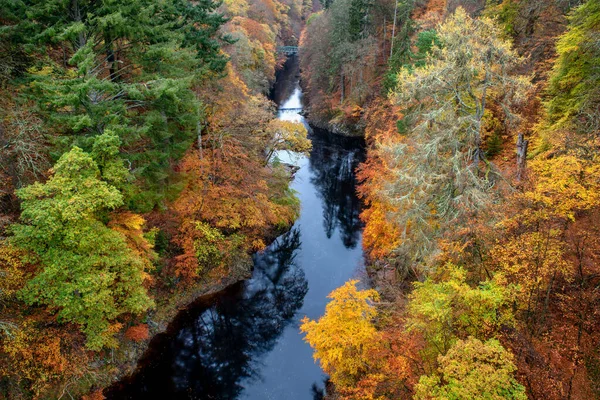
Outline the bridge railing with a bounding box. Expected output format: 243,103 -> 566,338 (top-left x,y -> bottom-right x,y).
277,46 -> 299,55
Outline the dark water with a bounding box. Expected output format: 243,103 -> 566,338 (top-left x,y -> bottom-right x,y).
105,57 -> 367,400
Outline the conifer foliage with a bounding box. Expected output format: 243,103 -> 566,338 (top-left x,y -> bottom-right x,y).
2,0 -> 229,211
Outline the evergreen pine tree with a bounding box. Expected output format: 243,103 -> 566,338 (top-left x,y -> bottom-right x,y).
1,0 -> 228,211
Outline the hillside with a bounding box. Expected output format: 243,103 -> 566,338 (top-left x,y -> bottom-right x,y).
299,0 -> 600,398
0,0 -> 313,398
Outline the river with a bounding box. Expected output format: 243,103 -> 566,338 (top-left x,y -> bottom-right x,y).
105,57 -> 367,400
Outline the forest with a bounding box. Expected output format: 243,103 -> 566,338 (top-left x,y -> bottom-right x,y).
299,0 -> 600,399
0,0 -> 313,398
1,0 -> 599,399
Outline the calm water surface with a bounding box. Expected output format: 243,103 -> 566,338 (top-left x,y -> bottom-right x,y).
106,58 -> 367,400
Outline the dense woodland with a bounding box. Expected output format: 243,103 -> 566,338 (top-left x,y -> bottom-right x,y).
299,0 -> 600,399
1,0 -> 600,399
0,0 -> 313,398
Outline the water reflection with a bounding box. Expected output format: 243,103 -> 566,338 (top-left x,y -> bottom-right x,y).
106,229 -> 307,399
270,55 -> 300,106
308,130 -> 365,249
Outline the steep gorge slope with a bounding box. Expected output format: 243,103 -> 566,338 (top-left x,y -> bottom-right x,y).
300,1 -> 600,398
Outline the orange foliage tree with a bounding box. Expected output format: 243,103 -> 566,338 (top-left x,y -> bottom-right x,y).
0,316 -> 88,397
171,62 -> 305,282
491,155 -> 600,328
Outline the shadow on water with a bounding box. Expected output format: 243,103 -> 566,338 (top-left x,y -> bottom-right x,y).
308,129 -> 365,249
106,229 -> 307,399
270,54 -> 300,106
105,56 -> 366,400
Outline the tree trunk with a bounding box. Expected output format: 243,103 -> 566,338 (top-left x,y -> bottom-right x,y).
197,120 -> 204,160
516,133 -> 529,182
473,71 -> 490,169
383,15 -> 387,62
340,73 -> 345,104
71,0 -> 86,50
541,271 -> 556,325
390,1 -> 398,58
105,35 -> 117,82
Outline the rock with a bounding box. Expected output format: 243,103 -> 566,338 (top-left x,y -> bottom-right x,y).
281,162 -> 301,178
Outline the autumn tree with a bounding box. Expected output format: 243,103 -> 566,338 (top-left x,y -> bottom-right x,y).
225,16 -> 279,93
415,337 -> 527,400
300,0 -> 381,123
406,265 -> 512,362
491,154 -> 600,328
0,244 -> 27,336
11,147 -> 154,350
1,317 -> 89,397
263,120 -> 311,164
300,280 -> 381,390
541,0 -> 600,153
172,67 -> 302,282
0,108 -> 49,191
373,7 -> 530,271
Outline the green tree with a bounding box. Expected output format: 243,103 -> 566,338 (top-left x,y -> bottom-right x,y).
320,0 -> 335,9
1,0 -> 228,211
11,147 -> 154,350
542,0 -> 600,151
406,265 -> 512,361
384,28 -> 441,91
415,337 -> 527,400
173,0 -> 231,78
349,0 -> 372,41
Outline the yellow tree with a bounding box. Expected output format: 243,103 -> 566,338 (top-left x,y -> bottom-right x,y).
300,280 -> 381,389
415,337 -> 526,400
492,154 -> 600,327
263,120 -> 311,165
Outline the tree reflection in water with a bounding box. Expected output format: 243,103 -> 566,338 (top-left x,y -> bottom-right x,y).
105,228 -> 307,400
308,129 -> 365,249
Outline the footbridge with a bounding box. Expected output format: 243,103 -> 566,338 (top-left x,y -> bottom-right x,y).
277,46 -> 299,56
278,107 -> 303,113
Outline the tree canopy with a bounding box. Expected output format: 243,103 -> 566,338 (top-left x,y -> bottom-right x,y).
415,337 -> 527,400
300,280 -> 381,389
11,147 -> 154,350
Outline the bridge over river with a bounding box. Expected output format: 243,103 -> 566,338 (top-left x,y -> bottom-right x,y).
277,46 -> 299,55
277,107 -> 303,113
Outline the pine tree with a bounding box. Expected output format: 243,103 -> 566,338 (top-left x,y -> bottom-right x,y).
348,0 -> 372,41
2,0 -> 228,211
